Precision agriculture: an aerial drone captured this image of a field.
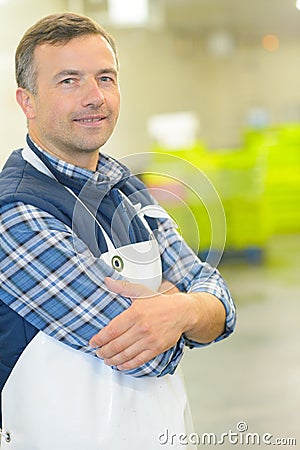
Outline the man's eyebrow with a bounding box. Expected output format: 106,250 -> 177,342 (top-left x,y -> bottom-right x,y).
53,68 -> 118,82
53,70 -> 83,81
97,68 -> 118,77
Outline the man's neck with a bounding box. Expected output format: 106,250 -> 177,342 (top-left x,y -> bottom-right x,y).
28,133 -> 100,172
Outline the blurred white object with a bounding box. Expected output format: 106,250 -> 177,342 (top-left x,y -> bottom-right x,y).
147,112 -> 199,149
108,0 -> 149,26
206,31 -> 236,58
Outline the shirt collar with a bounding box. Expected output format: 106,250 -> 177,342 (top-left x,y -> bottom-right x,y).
28,136 -> 126,186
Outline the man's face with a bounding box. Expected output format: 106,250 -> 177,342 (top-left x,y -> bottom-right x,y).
20,35 -> 120,161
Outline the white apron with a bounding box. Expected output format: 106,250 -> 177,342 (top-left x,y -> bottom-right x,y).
0,146 -> 195,449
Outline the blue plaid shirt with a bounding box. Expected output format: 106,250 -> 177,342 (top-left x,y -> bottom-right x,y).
0,145 -> 236,377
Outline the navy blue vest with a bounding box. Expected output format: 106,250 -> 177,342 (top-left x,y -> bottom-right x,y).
0,139 -> 158,426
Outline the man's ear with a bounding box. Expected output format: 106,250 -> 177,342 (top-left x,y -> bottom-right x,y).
16,88 -> 36,120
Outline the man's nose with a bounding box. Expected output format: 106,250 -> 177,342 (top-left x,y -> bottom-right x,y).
81,78 -> 105,108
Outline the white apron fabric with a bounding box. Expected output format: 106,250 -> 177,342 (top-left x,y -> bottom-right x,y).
0,146 -> 196,449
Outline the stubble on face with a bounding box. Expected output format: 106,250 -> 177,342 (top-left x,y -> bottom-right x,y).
34,99 -> 118,156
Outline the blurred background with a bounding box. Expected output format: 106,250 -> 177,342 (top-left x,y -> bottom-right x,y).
1,0 -> 299,446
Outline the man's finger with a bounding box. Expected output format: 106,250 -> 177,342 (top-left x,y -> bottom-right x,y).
89,308 -> 134,348
116,349 -> 154,371
158,279 -> 180,295
104,277 -> 155,299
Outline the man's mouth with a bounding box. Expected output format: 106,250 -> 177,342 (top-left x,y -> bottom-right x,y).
73,116 -> 107,124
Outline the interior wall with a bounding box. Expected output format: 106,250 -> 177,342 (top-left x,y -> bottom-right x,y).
0,0 -> 67,168
1,1 -> 300,167
106,29 -> 300,157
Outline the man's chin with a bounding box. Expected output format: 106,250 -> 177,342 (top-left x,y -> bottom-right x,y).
73,134 -> 112,154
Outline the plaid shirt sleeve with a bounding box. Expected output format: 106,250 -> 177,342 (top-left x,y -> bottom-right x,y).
155,216 -> 236,348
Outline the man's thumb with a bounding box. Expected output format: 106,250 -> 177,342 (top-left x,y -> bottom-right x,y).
104,277 -> 155,299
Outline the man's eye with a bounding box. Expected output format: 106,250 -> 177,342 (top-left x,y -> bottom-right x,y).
61,78 -> 75,85
99,76 -> 113,83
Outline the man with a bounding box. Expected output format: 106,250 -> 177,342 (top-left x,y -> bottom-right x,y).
0,13 -> 236,450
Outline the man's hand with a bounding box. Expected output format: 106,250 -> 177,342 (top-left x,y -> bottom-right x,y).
89,277 -> 188,371
89,277 -> 226,371
158,279 -> 180,295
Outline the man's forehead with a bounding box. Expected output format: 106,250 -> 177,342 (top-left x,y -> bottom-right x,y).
33,35 -> 118,71
34,35 -> 113,57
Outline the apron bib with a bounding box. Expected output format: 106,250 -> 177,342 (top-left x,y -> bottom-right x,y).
0,146 -> 195,449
